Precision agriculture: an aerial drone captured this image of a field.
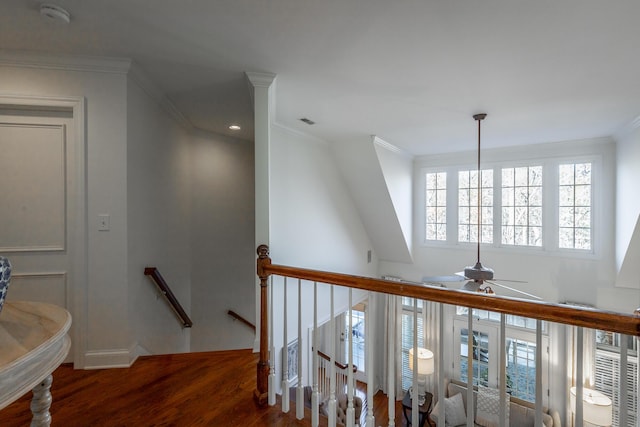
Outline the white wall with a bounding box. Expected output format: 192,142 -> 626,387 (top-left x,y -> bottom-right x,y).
373,138 -> 414,255
189,131 -> 256,351
0,56 -> 259,367
269,124 -> 376,390
126,76 -> 192,356
0,60 -> 132,367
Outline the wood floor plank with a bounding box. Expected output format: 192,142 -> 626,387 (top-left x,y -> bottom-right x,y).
0,349 -> 404,426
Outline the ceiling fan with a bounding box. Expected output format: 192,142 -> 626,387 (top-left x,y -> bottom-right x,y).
423,114 -> 542,300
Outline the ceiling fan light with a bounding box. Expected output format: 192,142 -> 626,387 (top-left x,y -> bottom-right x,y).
464,261 -> 494,281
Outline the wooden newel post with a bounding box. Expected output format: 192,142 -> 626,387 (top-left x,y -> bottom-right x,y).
254,244 -> 271,406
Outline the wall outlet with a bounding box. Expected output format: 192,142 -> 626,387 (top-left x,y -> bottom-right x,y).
367,249 -> 372,263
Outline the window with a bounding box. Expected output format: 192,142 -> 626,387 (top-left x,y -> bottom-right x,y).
401,297 -> 424,391
595,331 -> 638,427
425,172 -> 447,241
559,163 -> 592,250
419,142 -> 609,257
501,166 -> 543,246
454,310 -> 548,403
458,169 -> 493,243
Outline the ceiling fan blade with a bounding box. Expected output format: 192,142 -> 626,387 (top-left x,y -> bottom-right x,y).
485,280 -> 542,300
492,278 -> 528,283
422,275 -> 467,283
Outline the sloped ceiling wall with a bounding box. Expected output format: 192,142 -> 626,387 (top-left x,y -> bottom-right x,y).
332,136 -> 412,264
615,125 -> 640,289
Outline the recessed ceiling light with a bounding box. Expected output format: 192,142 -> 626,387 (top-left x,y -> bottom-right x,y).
40,3 -> 71,24
300,118 -> 315,125
229,125 -> 241,130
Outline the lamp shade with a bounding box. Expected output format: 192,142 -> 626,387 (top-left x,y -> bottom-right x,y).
570,386 -> 612,426
408,347 -> 434,375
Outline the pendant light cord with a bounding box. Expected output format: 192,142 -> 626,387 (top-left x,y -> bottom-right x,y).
477,117 -> 481,265
472,113 -> 487,266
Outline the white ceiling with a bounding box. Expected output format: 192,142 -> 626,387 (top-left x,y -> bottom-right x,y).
2,0 -> 639,155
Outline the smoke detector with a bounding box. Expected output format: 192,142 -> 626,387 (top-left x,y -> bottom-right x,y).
40,4 -> 71,24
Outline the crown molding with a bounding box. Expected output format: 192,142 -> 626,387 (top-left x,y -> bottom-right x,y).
0,49 -> 132,74
245,71 -> 277,88
127,62 -> 194,131
372,135 -> 413,158
614,114 -> 640,141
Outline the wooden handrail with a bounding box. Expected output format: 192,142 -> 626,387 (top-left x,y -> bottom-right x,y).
144,267 -> 193,328
317,349 -> 358,373
261,262 -> 640,337
254,244 -> 640,405
227,310 -> 256,332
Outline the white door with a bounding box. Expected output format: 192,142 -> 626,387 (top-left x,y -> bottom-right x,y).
0,105 -> 79,362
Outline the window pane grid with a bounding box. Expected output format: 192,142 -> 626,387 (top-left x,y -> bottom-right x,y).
507,338 -> 537,401
558,163 -> 592,249
501,166 -> 543,246
460,329 -> 489,387
425,172 -> 447,241
459,169 -> 493,243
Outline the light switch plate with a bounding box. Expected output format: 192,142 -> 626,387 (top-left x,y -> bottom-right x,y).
98,214 -> 110,231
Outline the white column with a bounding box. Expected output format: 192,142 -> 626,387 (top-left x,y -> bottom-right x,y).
246,71 -> 276,354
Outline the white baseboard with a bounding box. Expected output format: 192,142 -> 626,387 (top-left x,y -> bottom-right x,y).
83,345 -> 138,369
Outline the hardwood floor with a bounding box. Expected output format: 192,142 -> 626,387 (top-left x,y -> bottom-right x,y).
0,349 -> 405,426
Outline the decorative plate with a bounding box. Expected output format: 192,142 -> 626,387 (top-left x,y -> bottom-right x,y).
0,256 -> 11,314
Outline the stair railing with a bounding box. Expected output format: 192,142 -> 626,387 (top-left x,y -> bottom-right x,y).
144,267 -> 192,328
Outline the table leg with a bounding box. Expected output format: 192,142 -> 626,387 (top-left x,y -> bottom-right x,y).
30,375 -> 53,427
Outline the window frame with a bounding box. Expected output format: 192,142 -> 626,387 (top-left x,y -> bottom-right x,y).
417,141 -> 611,259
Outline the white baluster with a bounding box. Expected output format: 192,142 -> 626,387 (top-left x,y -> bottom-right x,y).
366,292 -> 375,427
282,277 -> 290,413
388,295 -> 396,427
438,304 -> 445,427
296,279 -> 304,420
347,289 -> 355,427
312,282 -> 319,427
268,276 -> 276,406
535,320 -> 543,427
499,314 -> 506,427
620,334 -> 629,427
412,298 -> 419,427
575,327 -> 584,427
328,285 -> 336,427
30,375 -> 53,427
467,310 -> 473,427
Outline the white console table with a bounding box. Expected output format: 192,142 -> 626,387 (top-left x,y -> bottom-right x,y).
0,301 -> 71,426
